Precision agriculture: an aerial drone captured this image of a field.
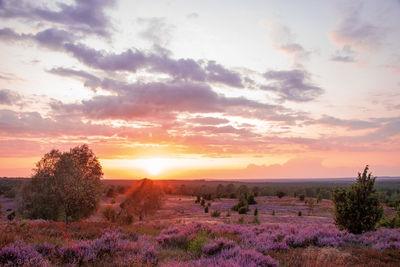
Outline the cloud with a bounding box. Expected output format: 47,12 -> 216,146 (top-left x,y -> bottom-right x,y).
262,70 -> 323,102
0,89 -> 21,105
137,17 -> 174,47
331,3 -> 385,49
313,115 -> 380,130
0,0 -> 115,36
50,80 -> 278,122
187,12 -> 199,19
331,45 -> 356,62
188,116 -> 230,125
269,25 -> 310,68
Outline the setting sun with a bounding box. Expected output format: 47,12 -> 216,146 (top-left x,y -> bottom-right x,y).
142,158 -> 168,176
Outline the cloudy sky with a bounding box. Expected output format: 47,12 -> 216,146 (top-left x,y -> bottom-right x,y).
1,0 -> 400,179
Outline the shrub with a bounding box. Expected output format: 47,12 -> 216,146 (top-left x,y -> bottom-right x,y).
211,210 -> 221,217
247,193 -> 257,205
0,241 -> 49,266
237,217 -> 245,224
317,193 -> 323,203
102,206 -> 117,222
254,208 -> 258,216
378,216 -> 400,229
332,165 -> 383,234
200,199 -> 205,206
205,206 -> 209,213
276,191 -> 286,198
271,210 -> 275,216
298,211 -> 302,216
188,231 -> 208,257
299,194 -> 305,201
238,206 -> 249,214
202,238 -> 235,255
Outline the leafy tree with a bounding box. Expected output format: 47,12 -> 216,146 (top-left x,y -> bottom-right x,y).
119,178 -> 164,222
332,165 -> 383,234
20,145 -> 103,223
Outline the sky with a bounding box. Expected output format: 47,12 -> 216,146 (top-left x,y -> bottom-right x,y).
0,0 -> 400,179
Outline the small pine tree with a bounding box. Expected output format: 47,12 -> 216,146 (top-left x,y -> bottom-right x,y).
298,211 -> 302,216
204,206 -> 209,213
254,208 -> 258,216
317,194 -> 323,203
332,165 -> 383,234
200,199 -> 205,206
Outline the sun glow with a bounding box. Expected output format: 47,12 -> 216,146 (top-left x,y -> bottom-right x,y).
142,158 -> 168,175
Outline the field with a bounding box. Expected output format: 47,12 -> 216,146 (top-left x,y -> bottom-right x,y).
1,190 -> 400,267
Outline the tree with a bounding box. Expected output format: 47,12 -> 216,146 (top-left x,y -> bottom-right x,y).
332,165 -> 383,234
119,178 -> 164,222
20,145 -> 103,223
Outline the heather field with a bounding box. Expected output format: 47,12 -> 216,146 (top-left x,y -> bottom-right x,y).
1,194 -> 400,267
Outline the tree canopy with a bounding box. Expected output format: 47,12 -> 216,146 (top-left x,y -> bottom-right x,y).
20,145 -> 103,223
332,165 -> 383,234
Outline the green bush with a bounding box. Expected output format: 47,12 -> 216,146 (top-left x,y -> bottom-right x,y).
332,165 -> 383,234
254,208 -> 258,216
238,206 -> 249,214
204,206 -> 209,213
276,191 -> 286,198
298,211 -> 302,216
237,217 -> 245,224
211,210 -> 220,217
378,216 -> 400,229
188,231 -> 208,257
271,210 -> 275,216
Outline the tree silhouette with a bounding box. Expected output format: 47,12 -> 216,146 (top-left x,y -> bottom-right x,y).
20,145 -> 103,223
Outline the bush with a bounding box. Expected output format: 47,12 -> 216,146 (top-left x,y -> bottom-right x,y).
188,231 -> 208,257
271,210 -> 275,216
378,216 -> 400,229
254,208 -> 258,216
298,211 -> 302,216
211,210 -> 221,217
237,217 -> 245,224
238,206 -> 249,214
102,206 -> 117,222
276,191 -> 285,198
332,165 -> 383,234
247,192 -> 257,205
204,206 -> 209,213
299,194 -> 305,201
